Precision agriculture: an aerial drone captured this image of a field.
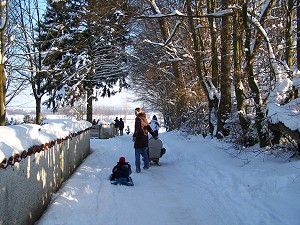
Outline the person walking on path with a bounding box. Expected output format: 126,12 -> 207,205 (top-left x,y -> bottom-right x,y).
119,118 -> 125,136
133,108 -> 157,173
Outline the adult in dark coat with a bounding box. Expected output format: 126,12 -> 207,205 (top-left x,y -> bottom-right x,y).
132,108 -> 157,173
119,118 -> 125,136
114,117 -> 120,135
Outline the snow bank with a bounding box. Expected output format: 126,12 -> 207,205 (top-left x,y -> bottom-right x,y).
0,119 -> 91,169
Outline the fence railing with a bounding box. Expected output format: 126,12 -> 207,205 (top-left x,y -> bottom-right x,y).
0,129 -> 90,225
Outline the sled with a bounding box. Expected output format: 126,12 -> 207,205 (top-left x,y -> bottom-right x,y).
110,177 -> 134,186
149,159 -> 161,166
148,137 -> 166,166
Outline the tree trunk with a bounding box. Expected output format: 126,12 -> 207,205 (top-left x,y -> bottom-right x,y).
296,0 -> 300,99
86,84 -> 93,123
216,0 -> 233,138
159,19 -> 187,127
285,0 -> 294,69
242,3 -> 268,147
233,5 -> 249,136
0,2 -> 8,126
297,0 -> 300,69
208,0 -> 219,89
186,0 -> 208,96
187,0 -> 217,136
35,98 -> 42,124
0,62 -> 5,126
207,0 -> 220,136
172,61 -> 186,127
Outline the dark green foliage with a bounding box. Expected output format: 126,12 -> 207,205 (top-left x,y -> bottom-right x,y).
38,0 -> 130,112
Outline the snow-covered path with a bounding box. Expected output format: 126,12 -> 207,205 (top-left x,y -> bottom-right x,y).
36,132 -> 300,225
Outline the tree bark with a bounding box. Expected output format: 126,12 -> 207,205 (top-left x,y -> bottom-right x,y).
216,0 -> 233,138
0,62 -> 5,126
242,3 -> 268,147
186,0 -> 208,95
297,0 -> 300,69
207,0 -> 220,135
35,98 -> 41,124
285,0 -> 294,69
233,4 -> 249,136
86,82 -> 93,123
208,0 -> 219,89
0,2 -> 8,126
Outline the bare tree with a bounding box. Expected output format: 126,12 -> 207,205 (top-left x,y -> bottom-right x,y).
143,0 -> 188,128
0,1 -> 9,125
8,0 -> 47,124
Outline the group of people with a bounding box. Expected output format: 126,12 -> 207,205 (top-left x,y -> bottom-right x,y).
92,117 -> 130,136
114,117 -> 124,135
92,119 -> 99,125
110,108 -> 165,185
114,117 -> 131,136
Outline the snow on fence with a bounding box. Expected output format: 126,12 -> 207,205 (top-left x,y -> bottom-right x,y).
0,119 -> 92,225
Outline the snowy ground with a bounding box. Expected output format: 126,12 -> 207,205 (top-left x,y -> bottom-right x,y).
36,131 -> 300,225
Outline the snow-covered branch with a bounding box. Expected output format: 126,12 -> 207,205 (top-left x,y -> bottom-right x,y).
248,12 -> 292,98
248,11 -> 299,132
164,20 -> 181,47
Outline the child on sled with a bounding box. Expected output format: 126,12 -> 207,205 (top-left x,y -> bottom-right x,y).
110,157 -> 133,185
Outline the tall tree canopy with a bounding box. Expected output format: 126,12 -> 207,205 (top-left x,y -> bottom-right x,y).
39,0 -> 131,121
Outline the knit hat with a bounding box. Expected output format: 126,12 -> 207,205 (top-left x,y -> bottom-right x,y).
152,115 -> 157,120
119,157 -> 126,163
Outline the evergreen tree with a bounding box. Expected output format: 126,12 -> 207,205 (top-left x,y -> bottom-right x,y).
38,0 -> 88,111
39,0 -> 130,122
83,0 -> 131,121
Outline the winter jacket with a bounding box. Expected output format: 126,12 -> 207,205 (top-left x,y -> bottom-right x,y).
114,119 -> 120,128
149,119 -> 160,132
148,137 -> 163,159
133,111 -> 157,148
112,162 -> 132,179
119,120 -> 124,130
149,119 -> 160,136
